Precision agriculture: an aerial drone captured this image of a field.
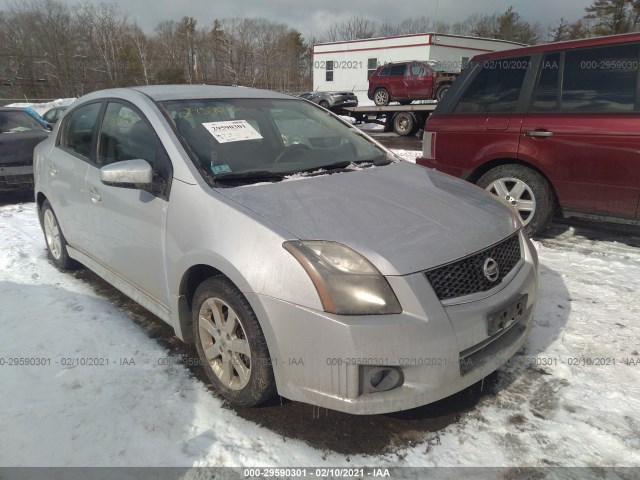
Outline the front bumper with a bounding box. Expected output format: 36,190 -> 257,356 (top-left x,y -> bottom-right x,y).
0,164 -> 34,191
248,232 -> 539,414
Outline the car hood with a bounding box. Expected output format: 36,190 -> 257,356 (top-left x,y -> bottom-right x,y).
221,162 -> 520,275
0,131 -> 49,166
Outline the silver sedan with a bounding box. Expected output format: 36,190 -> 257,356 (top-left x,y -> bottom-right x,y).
34,85 -> 539,414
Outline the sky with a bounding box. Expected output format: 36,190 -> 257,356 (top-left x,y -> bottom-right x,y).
3,0 -> 593,37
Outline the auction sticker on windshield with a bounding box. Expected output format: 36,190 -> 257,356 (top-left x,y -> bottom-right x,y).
202,120 -> 263,143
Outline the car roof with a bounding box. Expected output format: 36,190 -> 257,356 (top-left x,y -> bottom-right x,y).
473,32 -> 640,61
0,107 -> 31,114
70,84 -> 296,106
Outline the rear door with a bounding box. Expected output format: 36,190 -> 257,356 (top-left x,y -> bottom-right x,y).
47,102 -> 102,249
433,56 -> 532,173
387,64 -> 408,99
519,45 -> 640,218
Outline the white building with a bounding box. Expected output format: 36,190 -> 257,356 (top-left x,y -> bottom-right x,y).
312,33 -> 525,103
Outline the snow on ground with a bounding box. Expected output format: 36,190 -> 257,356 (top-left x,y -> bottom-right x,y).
1,171 -> 639,470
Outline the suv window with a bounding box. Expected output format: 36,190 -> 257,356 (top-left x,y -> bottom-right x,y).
455,57 -> 530,113
410,63 -> 428,77
60,102 -> 102,159
389,64 -> 406,76
378,67 -> 390,76
562,44 -> 638,112
531,53 -> 561,112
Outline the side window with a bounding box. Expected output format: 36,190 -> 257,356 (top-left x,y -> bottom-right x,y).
389,64 -> 406,76
454,56 -> 530,113
59,102 -> 102,160
378,67 -> 390,76
410,64 -> 425,77
531,53 -> 561,112
326,61 -> 334,82
367,58 -> 378,78
562,44 -> 638,112
97,102 -> 172,197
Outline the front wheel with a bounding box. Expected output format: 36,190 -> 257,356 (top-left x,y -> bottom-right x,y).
373,88 -> 390,106
318,100 -> 330,109
436,83 -> 451,102
193,277 -> 276,406
477,165 -> 555,237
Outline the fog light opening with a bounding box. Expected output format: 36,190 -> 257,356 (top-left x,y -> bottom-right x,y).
360,366 -> 404,394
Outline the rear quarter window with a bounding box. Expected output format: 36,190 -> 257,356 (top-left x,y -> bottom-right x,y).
562,44 -> 639,112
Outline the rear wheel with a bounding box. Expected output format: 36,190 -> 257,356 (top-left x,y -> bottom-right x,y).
477,165 -> 554,237
193,277 -> 276,406
392,112 -> 417,136
40,200 -> 78,270
318,100 -> 330,109
373,88 -> 390,106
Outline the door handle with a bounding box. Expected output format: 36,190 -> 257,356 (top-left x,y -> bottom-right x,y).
524,130 -> 554,138
48,163 -> 57,176
88,188 -> 102,203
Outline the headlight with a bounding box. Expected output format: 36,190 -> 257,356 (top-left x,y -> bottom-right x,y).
283,240 -> 402,315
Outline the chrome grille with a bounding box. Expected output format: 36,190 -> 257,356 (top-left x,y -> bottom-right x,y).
424,233 -> 521,301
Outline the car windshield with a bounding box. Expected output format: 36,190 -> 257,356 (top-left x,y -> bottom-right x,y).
0,111 -> 46,133
159,98 -> 394,186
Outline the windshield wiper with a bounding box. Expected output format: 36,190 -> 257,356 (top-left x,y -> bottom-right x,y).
296,156 -> 393,175
213,170 -> 285,185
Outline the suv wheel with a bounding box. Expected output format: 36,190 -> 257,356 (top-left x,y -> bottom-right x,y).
477,165 -> 554,237
373,88 -> 390,106
436,84 -> 451,102
193,277 -> 276,406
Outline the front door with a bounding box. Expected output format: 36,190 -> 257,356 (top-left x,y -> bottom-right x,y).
83,101 -> 173,307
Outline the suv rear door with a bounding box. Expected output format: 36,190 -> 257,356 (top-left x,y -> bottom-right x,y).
518,45 -> 640,218
387,63 -> 409,100
429,56 -> 532,176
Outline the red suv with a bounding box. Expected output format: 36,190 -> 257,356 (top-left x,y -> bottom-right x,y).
368,61 -> 458,105
418,33 -> 640,236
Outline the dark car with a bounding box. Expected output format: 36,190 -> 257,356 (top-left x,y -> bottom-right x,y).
0,108 -> 50,192
418,33 -> 640,236
368,61 -> 458,106
297,91 -> 358,112
42,106 -> 68,125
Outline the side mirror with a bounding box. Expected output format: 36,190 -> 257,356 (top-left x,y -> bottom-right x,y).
100,159 -> 152,188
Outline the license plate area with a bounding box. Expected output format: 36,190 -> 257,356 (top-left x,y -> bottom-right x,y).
487,294 -> 527,336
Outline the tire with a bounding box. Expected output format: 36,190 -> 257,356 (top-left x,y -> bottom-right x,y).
436,83 -> 451,102
477,165 -> 555,237
193,277 -> 276,406
373,88 -> 390,106
392,112 -> 416,136
40,200 -> 78,270
318,100 -> 330,109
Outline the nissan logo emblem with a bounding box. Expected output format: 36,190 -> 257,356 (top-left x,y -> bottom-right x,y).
483,258 -> 500,282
